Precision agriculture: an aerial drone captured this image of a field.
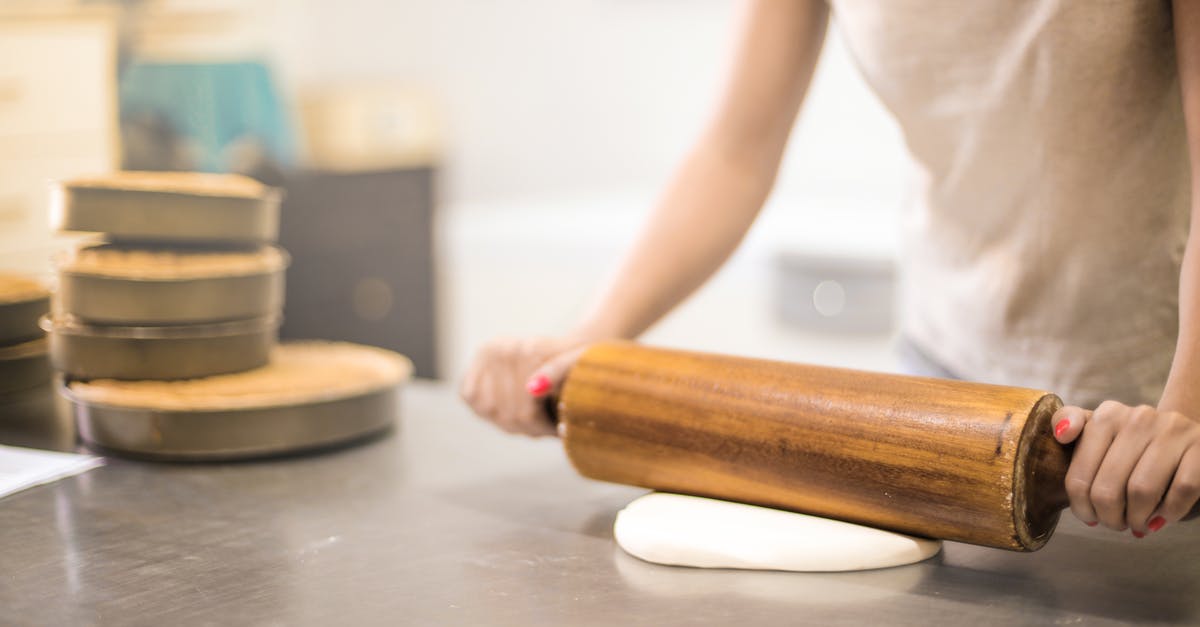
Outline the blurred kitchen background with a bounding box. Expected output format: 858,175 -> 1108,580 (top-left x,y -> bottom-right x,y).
0,0 -> 910,381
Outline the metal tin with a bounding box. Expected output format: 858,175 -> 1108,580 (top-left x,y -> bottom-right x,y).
55,246 -> 289,325
0,337 -> 51,396
64,383 -> 399,461
53,184 -> 282,244
0,294 -> 50,346
43,315 -> 277,381
0,382 -> 72,452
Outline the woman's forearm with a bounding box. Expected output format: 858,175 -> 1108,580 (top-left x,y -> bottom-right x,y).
1161,1 -> 1200,415
571,0 -> 830,343
571,141 -> 781,341
1161,233 -> 1200,415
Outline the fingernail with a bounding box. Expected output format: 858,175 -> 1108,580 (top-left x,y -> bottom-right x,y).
526,374 -> 551,397
1132,530 -> 1145,539
1148,516 -> 1166,532
1085,521 -> 1098,527
1054,419 -> 1070,438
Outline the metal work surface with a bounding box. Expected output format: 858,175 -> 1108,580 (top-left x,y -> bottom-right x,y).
1,382 -> 1198,626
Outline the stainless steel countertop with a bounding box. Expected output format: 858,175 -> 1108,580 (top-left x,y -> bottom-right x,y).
1,381 -> 1198,626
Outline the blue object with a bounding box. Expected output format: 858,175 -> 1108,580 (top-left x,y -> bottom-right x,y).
119,60 -> 296,172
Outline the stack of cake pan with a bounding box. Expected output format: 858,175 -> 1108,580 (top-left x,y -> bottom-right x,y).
0,274 -> 54,418
47,171 -> 412,461
47,171 -> 287,380
62,341 -> 412,461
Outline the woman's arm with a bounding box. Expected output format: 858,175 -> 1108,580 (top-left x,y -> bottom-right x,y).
1161,1 -> 1200,416
573,0 -> 830,341
461,0 -> 830,435
1051,1 -> 1200,535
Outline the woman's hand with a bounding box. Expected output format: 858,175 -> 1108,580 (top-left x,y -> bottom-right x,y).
1053,402 -> 1200,536
459,336 -> 589,437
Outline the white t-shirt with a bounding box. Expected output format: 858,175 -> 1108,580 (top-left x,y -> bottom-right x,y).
831,0 -> 1189,407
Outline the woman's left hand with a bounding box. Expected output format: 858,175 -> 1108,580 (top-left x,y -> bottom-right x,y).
1053,401 -> 1200,536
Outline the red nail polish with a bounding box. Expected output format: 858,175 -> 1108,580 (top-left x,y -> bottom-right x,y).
1085,521 -> 1098,527
1148,516 -> 1166,532
526,374 -> 551,397
1132,530 -> 1145,539
1054,419 -> 1070,438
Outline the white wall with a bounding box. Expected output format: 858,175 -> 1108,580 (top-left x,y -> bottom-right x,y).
267,0 -> 909,213
0,1 -> 913,383
140,0 -> 913,375
258,1 -> 913,374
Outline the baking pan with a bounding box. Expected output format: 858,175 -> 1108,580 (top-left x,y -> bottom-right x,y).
55,244 -> 288,325
43,315 -> 277,381
0,382 -> 73,452
0,337 -> 51,396
0,275 -> 50,346
52,172 -> 282,244
65,384 -> 398,461
61,342 -> 413,460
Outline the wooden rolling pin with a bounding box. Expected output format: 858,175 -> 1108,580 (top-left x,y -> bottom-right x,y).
555,342 -> 1070,551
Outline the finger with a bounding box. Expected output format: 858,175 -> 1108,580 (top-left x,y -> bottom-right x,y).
500,349 -> 555,438
458,355 -> 483,405
514,386 -> 557,436
1090,405 -> 1157,531
475,370 -> 513,431
1064,403 -> 1122,527
1125,433 -> 1190,534
527,346 -> 587,400
1052,406 -> 1091,444
526,416 -> 559,438
513,380 -> 559,437
511,377 -> 544,434
1151,445 -> 1200,528
525,371 -> 553,398
496,363 -> 534,435
526,346 -> 587,429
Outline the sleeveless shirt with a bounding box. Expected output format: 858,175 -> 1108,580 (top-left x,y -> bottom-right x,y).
830,0 -> 1190,406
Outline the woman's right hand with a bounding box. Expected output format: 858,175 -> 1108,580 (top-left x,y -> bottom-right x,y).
459,336 -> 590,437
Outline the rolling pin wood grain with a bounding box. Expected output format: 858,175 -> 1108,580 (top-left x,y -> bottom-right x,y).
556,342 -> 1070,551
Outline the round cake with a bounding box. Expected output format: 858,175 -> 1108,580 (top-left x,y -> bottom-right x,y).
59,245 -> 287,280
67,341 -> 412,411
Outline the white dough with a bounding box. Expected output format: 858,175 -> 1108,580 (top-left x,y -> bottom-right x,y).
614,493 -> 942,572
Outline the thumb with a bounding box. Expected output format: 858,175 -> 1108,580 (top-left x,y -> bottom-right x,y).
1051,405 -> 1091,444
525,346 -> 586,400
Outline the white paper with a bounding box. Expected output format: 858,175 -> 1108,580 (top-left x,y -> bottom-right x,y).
0,444 -> 102,500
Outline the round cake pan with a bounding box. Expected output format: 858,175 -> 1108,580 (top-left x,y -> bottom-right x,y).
53,184 -> 282,244
0,382 -> 74,452
0,337 -> 52,396
0,294 -> 50,346
64,384 -> 398,461
55,247 -> 289,325
43,315 -> 277,381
